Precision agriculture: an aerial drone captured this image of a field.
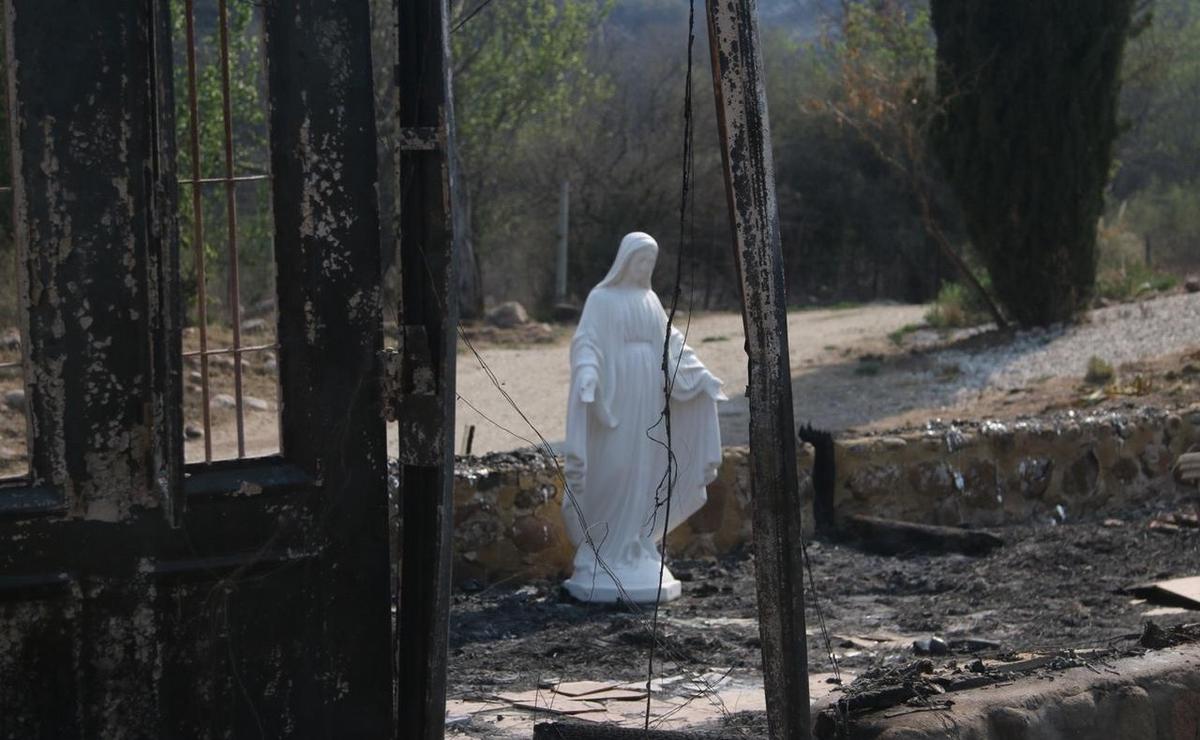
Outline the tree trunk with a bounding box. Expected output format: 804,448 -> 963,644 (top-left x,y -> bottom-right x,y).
930,0 -> 1135,327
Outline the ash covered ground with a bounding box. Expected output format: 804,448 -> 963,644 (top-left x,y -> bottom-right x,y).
446,497 -> 1200,736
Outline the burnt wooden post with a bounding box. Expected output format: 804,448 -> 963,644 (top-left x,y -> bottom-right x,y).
263,1 -> 394,733
705,0 -> 812,737
391,0 -> 459,737
2,5 -> 174,732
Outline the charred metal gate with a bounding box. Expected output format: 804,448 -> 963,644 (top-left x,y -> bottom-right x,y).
0,0 -> 813,738
0,1 -> 413,736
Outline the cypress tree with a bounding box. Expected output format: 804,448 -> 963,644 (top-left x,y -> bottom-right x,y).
929,1 -> 1135,327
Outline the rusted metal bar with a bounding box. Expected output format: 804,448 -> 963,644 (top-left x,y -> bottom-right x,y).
181,342 -> 276,359
393,0 -> 460,736
183,0 -> 213,462
0,30 -> 15,434
217,0 -> 246,458
705,0 -> 812,738
179,174 -> 270,186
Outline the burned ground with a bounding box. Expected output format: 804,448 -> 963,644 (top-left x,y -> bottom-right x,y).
446,496 -> 1200,736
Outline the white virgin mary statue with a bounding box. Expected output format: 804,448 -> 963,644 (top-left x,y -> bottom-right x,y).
562,232 -> 726,604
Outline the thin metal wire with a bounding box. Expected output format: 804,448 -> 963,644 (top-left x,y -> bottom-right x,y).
645,0 -> 697,727
217,0 -> 246,458
183,0 -> 214,462
450,0 -> 500,33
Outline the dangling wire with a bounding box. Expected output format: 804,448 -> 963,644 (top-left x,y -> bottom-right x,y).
645,0 -> 697,731
450,0 -> 501,33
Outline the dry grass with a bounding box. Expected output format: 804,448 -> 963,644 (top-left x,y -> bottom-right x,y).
1085,355 -> 1115,385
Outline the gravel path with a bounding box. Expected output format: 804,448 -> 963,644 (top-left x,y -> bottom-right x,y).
938,291 -> 1200,393
783,293 -> 1200,435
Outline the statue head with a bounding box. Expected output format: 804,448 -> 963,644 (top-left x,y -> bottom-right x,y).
598,232 -> 658,289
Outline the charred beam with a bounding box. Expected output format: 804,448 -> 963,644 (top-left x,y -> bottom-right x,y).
705,0 -> 812,737
263,0 -> 392,733
393,0 -> 460,737
533,722 -> 743,739
840,515 -> 1005,557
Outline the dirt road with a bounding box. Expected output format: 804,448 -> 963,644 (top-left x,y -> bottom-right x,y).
443,303 -> 925,457
7,293 -> 1183,474
443,292 -> 1200,457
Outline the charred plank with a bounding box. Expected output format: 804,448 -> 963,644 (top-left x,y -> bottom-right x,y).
840,515 -> 1005,556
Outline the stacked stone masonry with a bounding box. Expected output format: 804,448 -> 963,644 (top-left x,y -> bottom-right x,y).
448,405 -> 1200,584
827,643 -> 1200,739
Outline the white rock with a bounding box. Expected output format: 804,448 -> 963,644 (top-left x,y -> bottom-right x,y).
241,318 -> 269,334
3,389 -> 25,413
485,301 -> 529,329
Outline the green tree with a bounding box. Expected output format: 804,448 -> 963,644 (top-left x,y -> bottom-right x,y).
930,0 -> 1136,327
451,0 -> 611,314
171,0 -> 272,326
1115,0 -> 1200,197
1110,0 -> 1200,272
806,0 -> 1006,325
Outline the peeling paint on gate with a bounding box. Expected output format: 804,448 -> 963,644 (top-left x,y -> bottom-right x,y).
1,0 -> 392,736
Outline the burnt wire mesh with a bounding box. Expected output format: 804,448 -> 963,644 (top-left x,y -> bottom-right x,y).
174,0 -> 280,463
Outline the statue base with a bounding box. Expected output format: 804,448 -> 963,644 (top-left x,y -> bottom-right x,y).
562,562 -> 682,604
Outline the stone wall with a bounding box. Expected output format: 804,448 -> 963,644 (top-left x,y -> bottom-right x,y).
450,446 -> 812,585
819,643 -> 1200,739
838,406 -> 1199,527
448,405 -> 1200,584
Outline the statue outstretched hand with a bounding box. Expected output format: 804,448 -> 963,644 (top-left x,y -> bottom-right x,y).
578,366 -> 599,403
703,373 -> 728,402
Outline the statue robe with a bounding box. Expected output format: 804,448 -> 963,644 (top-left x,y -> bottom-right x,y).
562,279 -> 723,592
